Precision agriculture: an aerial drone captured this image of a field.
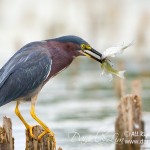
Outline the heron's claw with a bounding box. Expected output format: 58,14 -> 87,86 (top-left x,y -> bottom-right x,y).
38,129 -> 56,149
27,125 -> 35,139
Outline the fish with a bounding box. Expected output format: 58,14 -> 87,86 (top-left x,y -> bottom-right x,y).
100,58 -> 126,81
101,41 -> 134,59
99,42 -> 133,80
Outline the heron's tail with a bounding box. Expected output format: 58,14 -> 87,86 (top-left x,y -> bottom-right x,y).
0,99 -> 4,106
0,95 -> 6,106
0,90 -> 9,107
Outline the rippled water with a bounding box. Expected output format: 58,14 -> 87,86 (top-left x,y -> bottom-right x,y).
0,59 -> 150,150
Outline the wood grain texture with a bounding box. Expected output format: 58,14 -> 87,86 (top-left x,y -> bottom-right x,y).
115,94 -> 144,150
0,117 -> 14,150
25,125 -> 62,150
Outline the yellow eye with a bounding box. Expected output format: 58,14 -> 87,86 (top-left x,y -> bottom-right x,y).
81,44 -> 86,50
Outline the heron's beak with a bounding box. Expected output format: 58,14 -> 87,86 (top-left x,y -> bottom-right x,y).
79,48 -> 102,63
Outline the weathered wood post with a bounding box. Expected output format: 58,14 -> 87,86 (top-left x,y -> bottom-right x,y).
0,117 -> 62,150
26,125 -> 62,150
115,81 -> 144,150
0,116 -> 14,150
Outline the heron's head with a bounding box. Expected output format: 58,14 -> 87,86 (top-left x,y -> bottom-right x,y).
53,35 -> 102,63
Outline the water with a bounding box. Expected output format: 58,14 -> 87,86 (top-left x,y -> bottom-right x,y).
0,59 -> 150,150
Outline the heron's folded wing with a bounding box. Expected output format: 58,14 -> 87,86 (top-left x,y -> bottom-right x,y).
0,50 -> 52,105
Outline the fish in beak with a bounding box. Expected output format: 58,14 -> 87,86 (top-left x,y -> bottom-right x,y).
80,41 -> 133,81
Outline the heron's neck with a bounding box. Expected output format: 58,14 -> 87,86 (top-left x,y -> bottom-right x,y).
46,41 -> 75,79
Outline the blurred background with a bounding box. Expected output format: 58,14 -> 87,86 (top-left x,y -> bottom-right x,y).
0,0 -> 150,149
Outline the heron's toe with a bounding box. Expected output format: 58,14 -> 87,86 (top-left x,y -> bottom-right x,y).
27,126 -> 35,139
38,129 -> 56,149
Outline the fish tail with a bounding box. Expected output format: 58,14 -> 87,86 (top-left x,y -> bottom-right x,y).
117,71 -> 126,79
122,41 -> 134,50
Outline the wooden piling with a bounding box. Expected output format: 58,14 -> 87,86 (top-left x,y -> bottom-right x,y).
0,117 -> 62,150
26,125 -> 62,150
115,80 -> 144,150
0,116 -> 14,150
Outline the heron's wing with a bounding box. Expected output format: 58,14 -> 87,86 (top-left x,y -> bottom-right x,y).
0,49 -> 52,106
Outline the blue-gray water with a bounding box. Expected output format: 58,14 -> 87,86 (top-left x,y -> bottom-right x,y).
0,59 -> 150,150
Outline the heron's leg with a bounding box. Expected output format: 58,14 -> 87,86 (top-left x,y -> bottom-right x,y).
30,96 -> 56,148
15,101 -> 34,138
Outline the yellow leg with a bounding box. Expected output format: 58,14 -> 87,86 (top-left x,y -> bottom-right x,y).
30,96 -> 56,148
15,101 -> 34,138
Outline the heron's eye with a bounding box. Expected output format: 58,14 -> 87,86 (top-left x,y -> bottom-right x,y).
81,44 -> 86,50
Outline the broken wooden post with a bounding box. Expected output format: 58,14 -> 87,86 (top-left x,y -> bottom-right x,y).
26,125 -> 62,150
115,81 -> 144,150
0,117 -> 62,150
0,116 -> 14,150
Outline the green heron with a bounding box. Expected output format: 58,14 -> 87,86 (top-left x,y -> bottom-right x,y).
0,35 -> 102,148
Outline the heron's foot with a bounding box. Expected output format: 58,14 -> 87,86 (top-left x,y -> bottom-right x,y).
38,128 -> 56,149
26,125 -> 35,139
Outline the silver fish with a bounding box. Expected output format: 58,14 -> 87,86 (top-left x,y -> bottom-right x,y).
101,41 -> 134,59
100,42 -> 133,80
100,59 -> 125,80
